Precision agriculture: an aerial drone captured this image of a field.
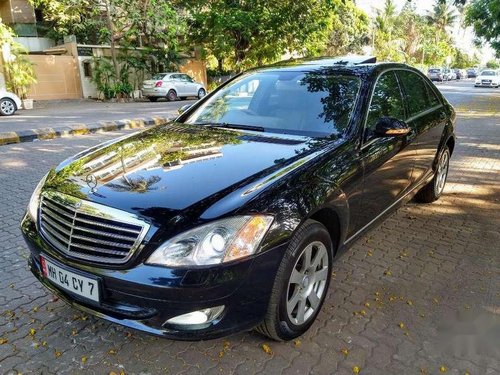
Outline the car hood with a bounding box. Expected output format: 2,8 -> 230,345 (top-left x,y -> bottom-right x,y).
44,123 -> 330,224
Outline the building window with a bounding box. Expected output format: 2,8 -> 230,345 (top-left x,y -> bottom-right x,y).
83,61 -> 92,78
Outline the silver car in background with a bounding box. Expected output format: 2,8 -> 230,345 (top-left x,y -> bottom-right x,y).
427,68 -> 445,82
142,73 -> 206,102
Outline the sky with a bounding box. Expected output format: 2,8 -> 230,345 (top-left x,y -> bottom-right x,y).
355,0 -> 495,64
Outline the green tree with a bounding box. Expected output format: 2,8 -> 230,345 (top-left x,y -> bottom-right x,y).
186,0 -> 336,71
453,49 -> 480,68
0,21 -> 37,98
465,0 -> 500,55
32,0 -> 184,78
426,0 -> 459,36
485,60 -> 500,69
324,1 -> 369,56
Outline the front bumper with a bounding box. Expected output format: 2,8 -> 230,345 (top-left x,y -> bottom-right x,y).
21,214 -> 288,340
475,82 -> 499,87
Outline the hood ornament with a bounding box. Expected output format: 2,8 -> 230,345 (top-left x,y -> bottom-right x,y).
85,174 -> 98,193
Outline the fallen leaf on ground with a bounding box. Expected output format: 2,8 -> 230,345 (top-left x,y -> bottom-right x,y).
261,344 -> 273,355
0,338 -> 8,345
29,328 -> 36,336
54,350 -> 62,358
398,322 -> 405,329
353,366 -> 361,374
108,349 -> 117,355
82,356 -> 87,363
294,339 -> 301,347
439,366 -> 447,372
341,348 -> 349,356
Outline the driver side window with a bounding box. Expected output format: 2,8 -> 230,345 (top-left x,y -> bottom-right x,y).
366,71 -> 405,141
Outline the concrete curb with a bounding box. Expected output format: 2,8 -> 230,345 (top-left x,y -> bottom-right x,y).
0,116 -> 171,146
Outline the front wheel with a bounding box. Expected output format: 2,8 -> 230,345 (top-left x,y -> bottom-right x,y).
415,146 -> 450,203
0,98 -> 16,116
256,219 -> 332,341
197,88 -> 206,99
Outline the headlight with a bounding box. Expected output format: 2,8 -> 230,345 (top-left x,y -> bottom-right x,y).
475,79 -> 480,84
28,172 -> 49,221
146,215 -> 273,267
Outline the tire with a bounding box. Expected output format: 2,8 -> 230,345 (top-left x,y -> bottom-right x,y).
167,89 -> 178,101
197,88 -> 206,99
0,98 -> 16,116
256,219 -> 333,341
415,146 -> 450,203
148,97 -> 158,102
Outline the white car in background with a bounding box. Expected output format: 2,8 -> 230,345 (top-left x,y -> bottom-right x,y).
0,90 -> 22,116
474,70 -> 500,88
142,73 -> 206,102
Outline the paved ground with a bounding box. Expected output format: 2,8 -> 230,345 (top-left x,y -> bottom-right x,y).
0,99 -> 195,133
0,80 -> 499,374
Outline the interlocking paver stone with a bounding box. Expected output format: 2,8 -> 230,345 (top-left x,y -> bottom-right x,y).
0,82 -> 499,374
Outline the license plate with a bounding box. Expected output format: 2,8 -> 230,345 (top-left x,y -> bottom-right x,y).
40,256 -> 100,302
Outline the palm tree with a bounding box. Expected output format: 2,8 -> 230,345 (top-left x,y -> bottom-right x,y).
375,0 -> 397,34
426,0 -> 458,34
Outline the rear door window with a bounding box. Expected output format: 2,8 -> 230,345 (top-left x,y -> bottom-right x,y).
397,70 -> 440,117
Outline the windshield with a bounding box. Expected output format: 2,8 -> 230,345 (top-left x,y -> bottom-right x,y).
184,71 -> 361,137
481,70 -> 497,76
428,69 -> 441,73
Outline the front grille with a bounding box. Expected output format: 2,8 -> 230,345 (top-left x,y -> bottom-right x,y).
39,191 -> 149,265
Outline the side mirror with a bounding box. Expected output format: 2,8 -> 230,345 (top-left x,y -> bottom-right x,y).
178,104 -> 192,115
374,117 -> 410,137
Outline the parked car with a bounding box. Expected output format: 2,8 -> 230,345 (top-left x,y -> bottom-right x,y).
443,68 -> 456,80
22,57 -> 456,341
427,67 -> 445,82
466,68 -> 478,78
142,73 -> 206,102
0,90 -> 22,116
474,70 -> 500,87
454,69 -> 466,80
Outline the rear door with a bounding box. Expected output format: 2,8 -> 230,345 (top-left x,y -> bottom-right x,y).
396,70 -> 446,184
357,70 -> 415,229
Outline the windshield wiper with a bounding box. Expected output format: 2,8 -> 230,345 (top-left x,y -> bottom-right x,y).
194,122 -> 265,132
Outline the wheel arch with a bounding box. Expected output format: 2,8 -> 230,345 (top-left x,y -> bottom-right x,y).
309,208 -> 341,256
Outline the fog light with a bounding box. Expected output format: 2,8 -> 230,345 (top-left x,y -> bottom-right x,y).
165,305 -> 225,327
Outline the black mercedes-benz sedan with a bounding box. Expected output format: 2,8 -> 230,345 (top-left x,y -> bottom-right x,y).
21,56 -> 456,341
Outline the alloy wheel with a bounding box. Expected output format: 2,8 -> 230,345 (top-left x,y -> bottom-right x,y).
286,241 -> 329,325
0,99 -> 15,115
435,149 -> 449,196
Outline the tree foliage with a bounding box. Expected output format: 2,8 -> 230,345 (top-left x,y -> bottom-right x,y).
465,0 -> 500,55
324,1 -> 369,56
186,0 -> 343,71
0,21 -> 37,98
373,0 -> 464,67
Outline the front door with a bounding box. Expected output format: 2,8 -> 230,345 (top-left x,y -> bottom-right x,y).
181,74 -> 198,96
357,70 -> 416,229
